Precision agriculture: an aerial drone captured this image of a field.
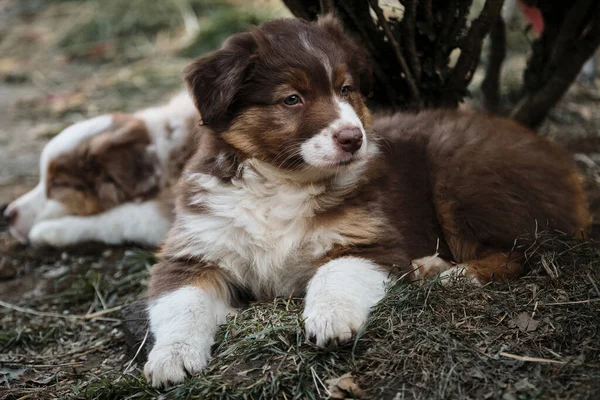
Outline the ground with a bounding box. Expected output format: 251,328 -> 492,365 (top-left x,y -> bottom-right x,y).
1,1 -> 599,399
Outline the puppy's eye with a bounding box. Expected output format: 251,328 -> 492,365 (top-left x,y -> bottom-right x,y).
340,85 -> 352,96
283,94 -> 301,106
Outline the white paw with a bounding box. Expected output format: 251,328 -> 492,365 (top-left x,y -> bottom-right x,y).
144,337 -> 212,388
28,219 -> 75,247
303,298 -> 369,347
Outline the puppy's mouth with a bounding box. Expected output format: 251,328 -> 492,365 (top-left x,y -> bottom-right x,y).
302,151 -> 363,169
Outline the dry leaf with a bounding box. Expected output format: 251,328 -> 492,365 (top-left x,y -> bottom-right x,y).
326,373 -> 364,399
509,312 -> 540,332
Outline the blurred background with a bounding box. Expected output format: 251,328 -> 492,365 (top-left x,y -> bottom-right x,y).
0,0 -> 598,205
0,0 -> 289,204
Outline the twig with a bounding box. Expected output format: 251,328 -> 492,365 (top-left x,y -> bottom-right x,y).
92,280 -> 108,310
542,298 -> 600,306
367,0 -> 422,104
2,362 -> 83,368
0,300 -> 123,322
124,327 -> 150,373
499,352 -> 565,364
587,272 -> 600,297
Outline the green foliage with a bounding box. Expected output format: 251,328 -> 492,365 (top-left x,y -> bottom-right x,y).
179,8 -> 274,58
56,0 -> 273,61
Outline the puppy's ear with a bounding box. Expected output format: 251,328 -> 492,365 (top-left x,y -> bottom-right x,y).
185,32 -> 258,124
317,14 -> 373,97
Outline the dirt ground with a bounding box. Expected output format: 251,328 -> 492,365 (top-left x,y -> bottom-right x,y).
1,1 -> 599,399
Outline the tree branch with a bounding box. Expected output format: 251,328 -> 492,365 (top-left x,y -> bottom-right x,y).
481,16 -> 506,113
402,0 -> 421,80
512,7 -> 600,128
336,1 -> 399,106
367,0 -> 422,105
448,0 -> 505,90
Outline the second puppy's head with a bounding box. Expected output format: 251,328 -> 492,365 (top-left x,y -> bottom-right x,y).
185,16 -> 373,176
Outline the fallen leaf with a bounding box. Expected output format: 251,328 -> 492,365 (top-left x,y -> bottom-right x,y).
326,373 -> 364,399
508,312 -> 540,333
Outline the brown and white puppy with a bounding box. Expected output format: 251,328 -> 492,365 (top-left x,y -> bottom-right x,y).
144,17 -> 590,387
4,92 -> 198,247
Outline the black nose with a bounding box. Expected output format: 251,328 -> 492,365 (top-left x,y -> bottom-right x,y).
333,127 -> 363,153
3,206 -> 17,225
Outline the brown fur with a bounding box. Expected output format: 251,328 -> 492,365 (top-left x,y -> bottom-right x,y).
149,16 -> 590,304
46,115 -> 163,216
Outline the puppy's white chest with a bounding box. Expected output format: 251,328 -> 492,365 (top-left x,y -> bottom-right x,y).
178,169 -> 344,296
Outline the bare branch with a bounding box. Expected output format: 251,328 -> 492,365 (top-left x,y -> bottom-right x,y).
367,0 -> 422,104
336,1 -> 399,105
402,0 -> 421,80
448,0 -> 505,89
512,8 -> 600,128
481,16 -> 506,113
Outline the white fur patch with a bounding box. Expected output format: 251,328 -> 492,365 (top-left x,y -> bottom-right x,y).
135,91 -> 197,167
300,100 -> 367,168
300,31 -> 333,80
172,159 -> 367,298
144,286 -> 234,387
303,257 -> 389,346
28,200 -> 171,247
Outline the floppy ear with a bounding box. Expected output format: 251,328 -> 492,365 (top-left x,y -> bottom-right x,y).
184,32 -> 258,124
317,14 -> 373,97
86,118 -> 162,205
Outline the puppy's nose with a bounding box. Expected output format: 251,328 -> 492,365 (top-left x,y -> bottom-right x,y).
3,206 -> 17,225
333,127 -> 363,153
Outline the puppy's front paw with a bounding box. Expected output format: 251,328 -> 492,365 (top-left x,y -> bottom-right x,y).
144,337 -> 212,388
303,298 -> 369,347
28,220 -> 74,247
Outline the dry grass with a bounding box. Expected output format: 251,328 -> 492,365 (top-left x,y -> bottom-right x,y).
1,232 -> 599,399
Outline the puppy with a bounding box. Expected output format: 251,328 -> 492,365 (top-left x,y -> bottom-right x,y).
144,16 -> 589,387
4,92 -> 198,247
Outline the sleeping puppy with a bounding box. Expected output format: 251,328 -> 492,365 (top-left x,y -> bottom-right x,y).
143,16 -> 590,387
4,92 -> 198,247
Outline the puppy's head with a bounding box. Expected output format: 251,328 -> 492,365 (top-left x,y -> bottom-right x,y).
185,16 -> 373,176
5,115 -> 162,243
